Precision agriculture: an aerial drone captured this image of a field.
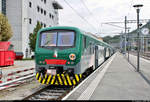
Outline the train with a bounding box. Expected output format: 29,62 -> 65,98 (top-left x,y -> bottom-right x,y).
35,26 -> 115,86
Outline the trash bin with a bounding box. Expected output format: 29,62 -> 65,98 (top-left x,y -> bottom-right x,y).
0,42 -> 15,66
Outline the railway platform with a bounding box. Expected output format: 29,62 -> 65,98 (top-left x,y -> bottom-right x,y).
63,52 -> 150,100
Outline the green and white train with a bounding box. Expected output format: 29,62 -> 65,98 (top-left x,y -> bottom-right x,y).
35,26 -> 115,86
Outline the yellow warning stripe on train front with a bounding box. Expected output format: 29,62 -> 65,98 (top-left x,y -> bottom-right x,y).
47,75 -> 51,84
36,73 -> 82,86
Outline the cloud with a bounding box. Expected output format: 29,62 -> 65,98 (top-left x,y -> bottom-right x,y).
57,0 -> 150,37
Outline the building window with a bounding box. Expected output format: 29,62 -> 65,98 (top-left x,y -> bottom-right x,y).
2,0 -> 6,15
29,18 -> 32,24
44,0 -> 46,4
29,2 -> 32,8
49,13 -> 52,18
83,36 -> 86,48
54,11 -> 58,14
52,15 -> 54,19
37,20 -> 39,24
41,22 -> 43,26
44,10 -> 46,15
41,8 -> 43,14
37,6 -> 40,12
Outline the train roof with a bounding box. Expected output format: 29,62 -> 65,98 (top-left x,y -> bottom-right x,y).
39,26 -> 80,32
79,30 -> 113,48
39,26 -> 114,48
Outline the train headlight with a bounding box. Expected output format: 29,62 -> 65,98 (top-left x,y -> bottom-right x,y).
39,61 -> 42,64
69,53 -> 76,60
39,61 -> 46,64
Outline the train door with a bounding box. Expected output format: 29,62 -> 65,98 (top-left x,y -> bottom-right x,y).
98,45 -> 105,65
95,45 -> 98,68
104,47 -> 109,60
109,48 -> 111,57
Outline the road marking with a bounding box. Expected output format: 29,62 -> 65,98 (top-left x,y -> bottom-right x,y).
77,53 -> 116,100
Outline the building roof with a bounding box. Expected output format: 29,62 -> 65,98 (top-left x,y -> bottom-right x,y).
52,1 -> 63,9
130,20 -> 150,36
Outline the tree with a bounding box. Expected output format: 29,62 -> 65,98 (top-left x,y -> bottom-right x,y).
103,35 -> 121,43
103,36 -> 112,43
0,13 -> 13,41
29,22 -> 42,52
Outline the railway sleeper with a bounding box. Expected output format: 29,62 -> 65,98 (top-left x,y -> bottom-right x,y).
36,72 -> 82,86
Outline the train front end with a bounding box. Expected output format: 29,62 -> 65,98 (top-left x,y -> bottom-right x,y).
35,27 -> 82,86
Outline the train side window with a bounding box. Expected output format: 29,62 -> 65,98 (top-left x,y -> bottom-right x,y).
83,36 -> 86,48
89,42 -> 92,54
93,45 -> 95,54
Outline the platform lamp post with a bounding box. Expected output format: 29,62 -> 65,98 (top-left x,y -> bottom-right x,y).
127,27 -> 131,61
133,4 -> 143,72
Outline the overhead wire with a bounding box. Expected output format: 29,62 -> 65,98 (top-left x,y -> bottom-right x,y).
63,0 -> 98,32
79,0 -> 101,33
126,0 -> 134,30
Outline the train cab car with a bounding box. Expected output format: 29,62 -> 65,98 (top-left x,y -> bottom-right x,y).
35,26 -> 115,86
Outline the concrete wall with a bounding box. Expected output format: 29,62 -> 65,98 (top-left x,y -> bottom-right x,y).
7,0 -> 22,52
0,0 -> 2,13
6,0 -> 61,58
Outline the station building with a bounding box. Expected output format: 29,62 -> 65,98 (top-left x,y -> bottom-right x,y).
0,0 -> 63,58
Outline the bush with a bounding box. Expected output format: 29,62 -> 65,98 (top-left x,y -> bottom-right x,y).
0,13 -> 13,41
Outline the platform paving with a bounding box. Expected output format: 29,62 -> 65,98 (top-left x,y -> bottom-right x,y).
64,52 -> 150,100
88,52 -> 150,100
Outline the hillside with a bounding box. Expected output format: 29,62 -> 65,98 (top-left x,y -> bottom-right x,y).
103,35 -> 120,44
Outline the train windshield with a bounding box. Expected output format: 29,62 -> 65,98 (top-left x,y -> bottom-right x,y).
40,30 -> 75,47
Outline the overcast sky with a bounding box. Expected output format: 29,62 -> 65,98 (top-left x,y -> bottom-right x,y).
57,0 -> 150,37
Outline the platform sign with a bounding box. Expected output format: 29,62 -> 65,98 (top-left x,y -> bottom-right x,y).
141,28 -> 149,35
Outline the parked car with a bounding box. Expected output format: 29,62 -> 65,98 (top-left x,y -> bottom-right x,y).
15,52 -> 24,60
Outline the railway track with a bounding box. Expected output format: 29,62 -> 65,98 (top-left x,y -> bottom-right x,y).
23,70 -> 92,100
24,85 -> 73,100
129,51 -> 150,60
22,56 -> 112,100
